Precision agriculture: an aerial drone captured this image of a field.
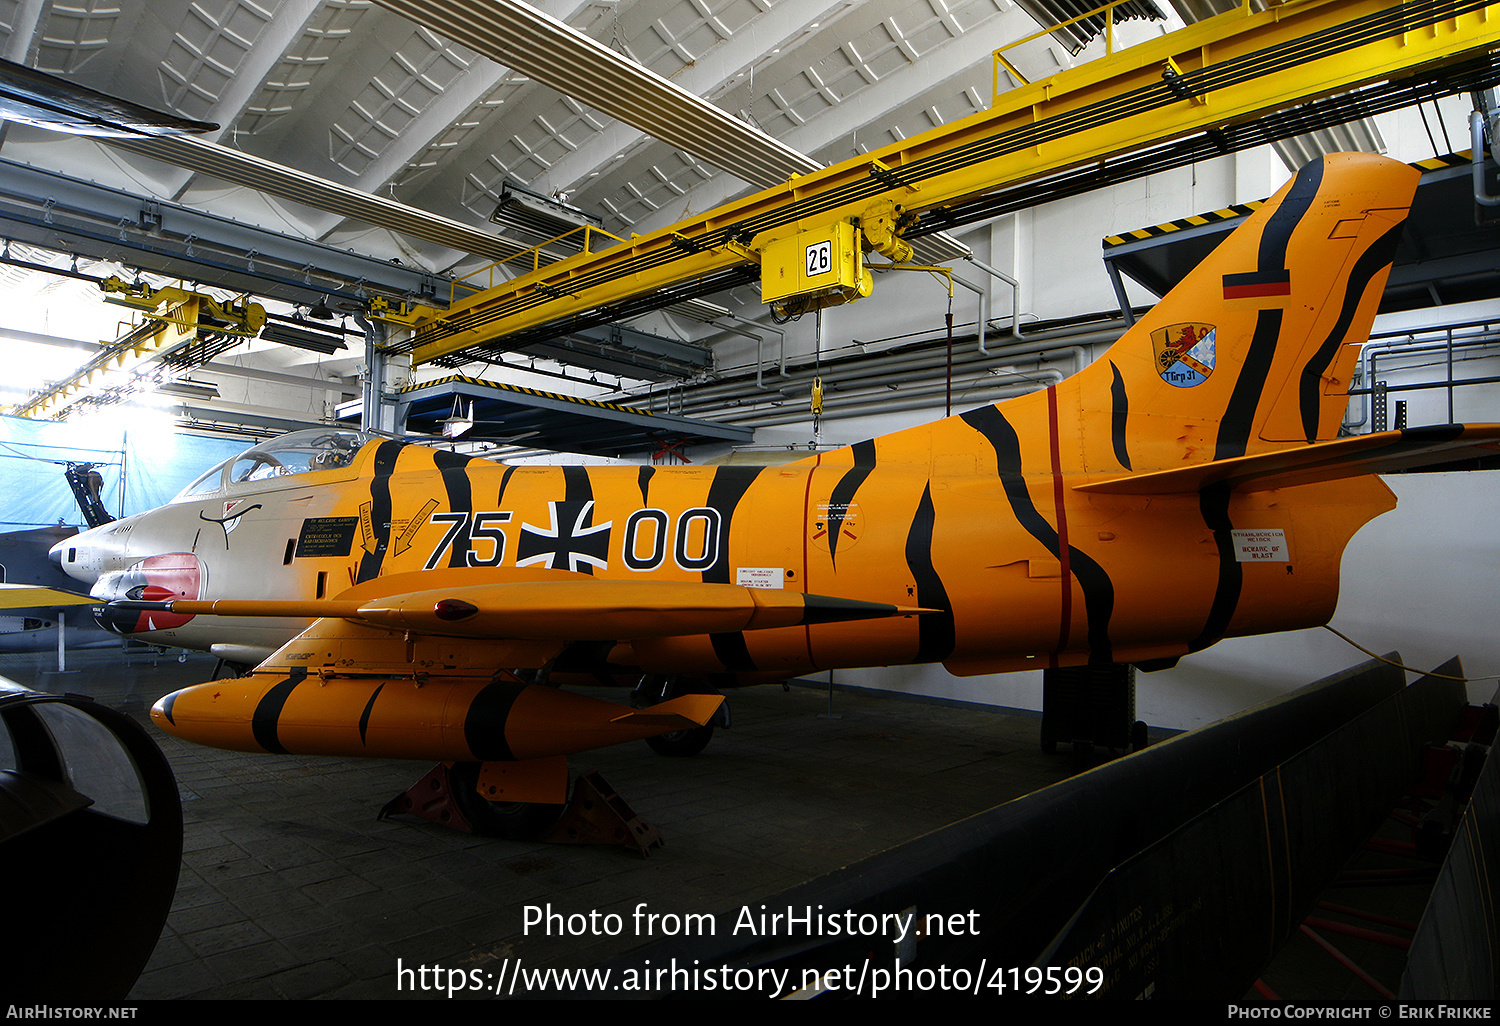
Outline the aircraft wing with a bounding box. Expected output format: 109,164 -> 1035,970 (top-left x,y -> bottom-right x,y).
0,584 -> 98,609
1077,424 -> 1500,496
128,569 -> 932,770
111,566 -> 929,641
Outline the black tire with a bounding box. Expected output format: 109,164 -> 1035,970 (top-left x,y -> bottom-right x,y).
1131,720 -> 1149,753
448,763 -> 565,839
645,723 -> 714,757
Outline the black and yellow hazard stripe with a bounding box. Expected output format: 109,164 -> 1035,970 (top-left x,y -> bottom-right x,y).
1106,151 -> 1478,250
1105,203 -> 1262,249
405,374 -> 653,416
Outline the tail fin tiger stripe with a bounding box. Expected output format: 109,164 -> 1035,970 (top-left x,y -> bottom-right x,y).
1215,310 -> 1283,461
702,466 -> 763,584
1190,486 -> 1243,653
826,439 -> 877,567
433,449 -> 478,568
1295,219 -> 1407,441
1047,387 -> 1074,656
1109,362 -> 1131,471
710,631 -> 757,672
903,484 -> 955,662
465,681 -> 524,761
1221,158 -> 1323,298
355,440 -> 404,583
358,683 -> 384,745
495,464 -> 517,506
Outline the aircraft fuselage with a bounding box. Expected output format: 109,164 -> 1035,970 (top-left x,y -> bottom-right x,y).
54,427 -> 1390,681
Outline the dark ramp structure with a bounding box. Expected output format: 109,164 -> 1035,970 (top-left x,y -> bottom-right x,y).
0,680 -> 182,1000
592,656 -> 1483,998
1402,707 -> 1500,999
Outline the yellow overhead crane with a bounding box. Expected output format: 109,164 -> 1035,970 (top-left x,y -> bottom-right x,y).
13,277 -> 266,420
383,0 -> 1500,367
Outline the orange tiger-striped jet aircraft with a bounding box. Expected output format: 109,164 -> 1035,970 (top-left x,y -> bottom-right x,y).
50,153 -> 1500,827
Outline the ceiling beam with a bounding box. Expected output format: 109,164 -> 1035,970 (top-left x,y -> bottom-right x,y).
372,0 -> 967,261
159,0 -> 327,202
108,133 -> 531,266
524,0 -> 851,199
371,0 -> 816,188
0,156 -> 453,308
626,5 -> 1043,242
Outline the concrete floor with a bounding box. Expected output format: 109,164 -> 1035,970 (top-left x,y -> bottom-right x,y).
2,644 -> 1077,999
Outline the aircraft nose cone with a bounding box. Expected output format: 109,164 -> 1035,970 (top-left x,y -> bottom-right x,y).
151,691 -> 179,730
48,544 -> 63,567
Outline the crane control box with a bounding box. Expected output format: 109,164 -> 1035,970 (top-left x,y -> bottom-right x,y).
759,221 -> 873,311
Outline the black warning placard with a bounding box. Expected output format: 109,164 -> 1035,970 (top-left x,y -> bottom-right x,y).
296,517 -> 359,557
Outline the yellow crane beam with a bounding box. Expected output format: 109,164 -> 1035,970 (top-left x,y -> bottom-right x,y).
14,279 -> 266,420
404,0 -> 1500,367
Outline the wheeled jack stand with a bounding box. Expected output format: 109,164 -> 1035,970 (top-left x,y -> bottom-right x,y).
1040,663 -> 1148,757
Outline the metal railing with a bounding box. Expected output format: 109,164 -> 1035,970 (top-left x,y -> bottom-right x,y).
445,223 -> 628,305
1349,318 -> 1500,431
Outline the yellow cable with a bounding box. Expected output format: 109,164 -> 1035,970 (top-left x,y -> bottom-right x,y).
1321,624 -> 1500,683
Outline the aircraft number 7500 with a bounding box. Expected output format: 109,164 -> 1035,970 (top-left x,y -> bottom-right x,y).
421,508 -> 726,573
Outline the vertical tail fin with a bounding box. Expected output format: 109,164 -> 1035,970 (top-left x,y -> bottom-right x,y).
1072,152 -> 1418,475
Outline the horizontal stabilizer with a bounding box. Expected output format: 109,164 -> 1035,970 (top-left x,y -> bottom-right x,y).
1077,424 -> 1500,496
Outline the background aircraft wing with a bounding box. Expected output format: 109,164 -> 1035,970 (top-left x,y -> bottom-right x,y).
0,583 -> 98,609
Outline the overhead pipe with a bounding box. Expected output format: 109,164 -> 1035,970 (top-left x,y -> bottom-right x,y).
696,313 -> 1128,400
760,367 -> 1063,408
702,309 -> 788,390
1470,108 -> 1500,207
694,358 -> 1075,427
962,256 -> 1026,352
667,329 -> 1118,411
722,380 -> 1058,428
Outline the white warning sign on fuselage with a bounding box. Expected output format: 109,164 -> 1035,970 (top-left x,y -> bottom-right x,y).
736,567 -> 784,589
1231,528 -> 1289,562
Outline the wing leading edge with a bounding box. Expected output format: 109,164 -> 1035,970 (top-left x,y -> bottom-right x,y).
110,570 -> 930,640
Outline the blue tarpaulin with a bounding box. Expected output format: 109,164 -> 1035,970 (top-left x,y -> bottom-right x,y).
0,414 -> 247,530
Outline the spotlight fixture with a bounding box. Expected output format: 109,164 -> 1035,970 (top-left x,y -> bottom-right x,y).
489,179 -> 603,249
155,379 -> 220,400
261,321 -> 348,355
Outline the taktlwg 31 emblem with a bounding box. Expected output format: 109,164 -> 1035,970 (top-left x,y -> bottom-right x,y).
1152,323 -> 1216,388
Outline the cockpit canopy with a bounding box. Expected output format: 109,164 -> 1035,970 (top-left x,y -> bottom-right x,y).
175,430 -> 375,500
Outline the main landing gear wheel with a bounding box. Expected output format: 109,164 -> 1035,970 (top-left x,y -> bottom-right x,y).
1131,720 -> 1149,753
448,762 -> 565,840
645,723 -> 715,757
634,674 -> 722,757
